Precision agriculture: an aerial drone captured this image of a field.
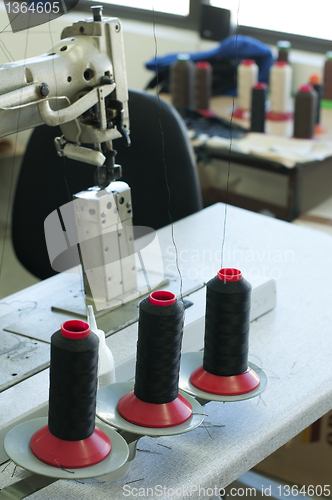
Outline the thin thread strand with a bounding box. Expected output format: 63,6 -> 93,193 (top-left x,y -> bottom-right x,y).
48,18 -> 86,302
0,23 -> 31,286
152,8 -> 183,300
221,0 -> 241,268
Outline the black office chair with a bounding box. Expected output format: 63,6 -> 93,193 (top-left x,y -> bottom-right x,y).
12,89 -> 202,280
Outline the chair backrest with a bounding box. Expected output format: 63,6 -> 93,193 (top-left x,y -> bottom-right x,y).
12,89 -> 202,280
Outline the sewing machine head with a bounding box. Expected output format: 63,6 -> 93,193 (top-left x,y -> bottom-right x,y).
0,5 -> 130,187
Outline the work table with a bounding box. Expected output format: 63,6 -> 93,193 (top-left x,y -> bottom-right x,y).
0,203 -> 331,499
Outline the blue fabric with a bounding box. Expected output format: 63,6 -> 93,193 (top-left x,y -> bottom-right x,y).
145,35 -> 274,85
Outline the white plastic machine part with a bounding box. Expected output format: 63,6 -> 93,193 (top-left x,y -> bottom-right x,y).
0,9 -> 144,310
88,305 -> 116,388
74,182 -> 137,311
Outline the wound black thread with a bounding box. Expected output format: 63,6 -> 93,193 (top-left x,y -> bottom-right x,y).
48,327 -> 99,441
203,273 -> 252,377
134,295 -> 184,404
293,85 -> 318,139
251,83 -> 266,133
311,81 -> 323,125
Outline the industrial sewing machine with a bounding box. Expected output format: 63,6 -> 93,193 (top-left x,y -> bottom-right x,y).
0,5 -> 154,312
0,5 -> 273,317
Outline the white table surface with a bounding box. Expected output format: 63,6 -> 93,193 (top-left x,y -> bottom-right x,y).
0,203 -> 332,499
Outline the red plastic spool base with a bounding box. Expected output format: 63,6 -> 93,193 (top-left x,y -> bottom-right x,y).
242,59 -> 255,66
254,82 -> 267,90
267,110 -> 293,121
30,425 -> 112,469
117,391 -> 192,428
196,61 -> 211,70
196,108 -> 217,118
190,365 -> 260,396
233,108 -> 250,119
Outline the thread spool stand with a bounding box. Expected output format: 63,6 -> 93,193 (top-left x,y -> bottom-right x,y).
97,291 -> 205,436
179,269 -> 268,403
180,353 -> 267,404
5,276 -> 268,483
4,417 -> 129,480
4,320 -> 129,479
97,381 -> 204,437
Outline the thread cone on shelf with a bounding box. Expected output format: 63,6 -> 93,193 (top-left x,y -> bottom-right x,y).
293,84 -> 317,139
267,61 -> 293,122
234,59 -> 258,119
195,61 -> 212,111
170,54 -> 195,115
251,82 -> 267,133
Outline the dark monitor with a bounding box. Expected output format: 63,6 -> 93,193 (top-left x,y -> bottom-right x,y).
200,3 -> 231,42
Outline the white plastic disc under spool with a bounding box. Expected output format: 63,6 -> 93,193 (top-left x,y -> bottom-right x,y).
179,351 -> 268,403
4,417 -> 129,479
96,382 -> 205,436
